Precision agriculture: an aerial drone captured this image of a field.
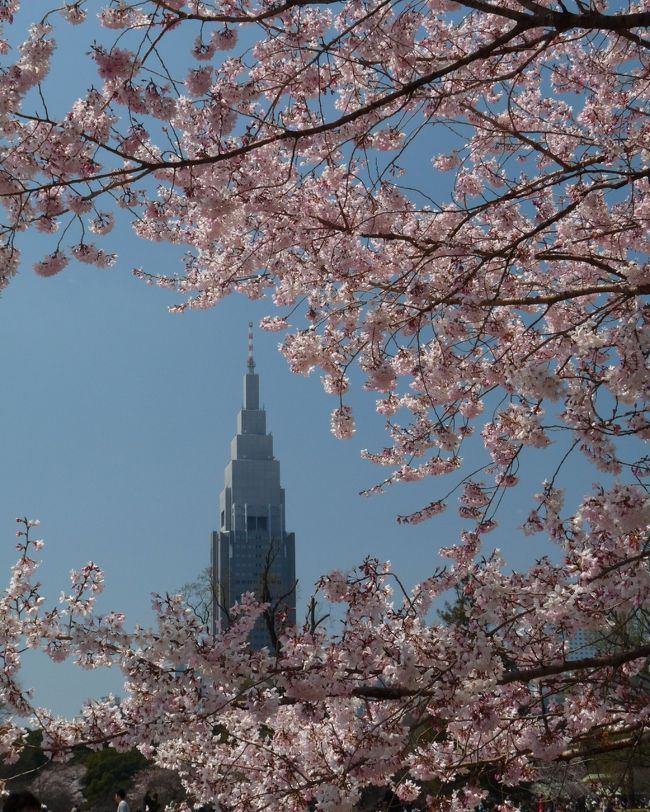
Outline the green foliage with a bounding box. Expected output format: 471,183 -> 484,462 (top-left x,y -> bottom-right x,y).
80,748 -> 148,807
0,729 -> 48,782
437,581 -> 471,627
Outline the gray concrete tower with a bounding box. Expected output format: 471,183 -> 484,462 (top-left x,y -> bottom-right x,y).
211,324 -> 296,649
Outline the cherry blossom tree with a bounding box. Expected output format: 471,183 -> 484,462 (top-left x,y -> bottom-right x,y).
1,509 -> 648,810
0,0 -> 648,809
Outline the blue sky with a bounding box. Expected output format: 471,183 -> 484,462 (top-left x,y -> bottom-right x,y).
0,219 -> 566,717
0,4 -> 601,718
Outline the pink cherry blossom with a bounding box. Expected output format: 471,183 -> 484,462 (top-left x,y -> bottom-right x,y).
0,1 -> 648,806
33,251 -> 69,277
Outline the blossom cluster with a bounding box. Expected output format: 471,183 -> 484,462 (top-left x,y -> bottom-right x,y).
0,3 -> 647,807
0,509 -> 647,811
0,0 -> 645,538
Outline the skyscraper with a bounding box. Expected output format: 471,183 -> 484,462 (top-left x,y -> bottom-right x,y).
210,325 -> 296,649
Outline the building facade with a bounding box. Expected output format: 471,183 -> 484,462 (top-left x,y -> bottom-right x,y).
210,327 -> 296,649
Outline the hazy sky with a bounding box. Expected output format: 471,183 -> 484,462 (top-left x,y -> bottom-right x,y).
0,5 -> 593,719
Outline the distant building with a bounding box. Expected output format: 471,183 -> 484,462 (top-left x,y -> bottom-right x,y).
210,324 -> 296,649
568,628 -> 599,660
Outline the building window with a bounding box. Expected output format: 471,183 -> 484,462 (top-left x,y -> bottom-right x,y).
247,515 -> 268,532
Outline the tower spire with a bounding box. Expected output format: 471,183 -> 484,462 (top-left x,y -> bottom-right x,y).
244,321 -> 259,410
212,327 -> 296,648
247,321 -> 255,372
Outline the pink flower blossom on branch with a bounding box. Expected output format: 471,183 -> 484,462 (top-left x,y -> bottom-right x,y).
33,251 -> 69,277
0,514 -> 647,809
330,404 -> 355,439
0,2 -> 648,805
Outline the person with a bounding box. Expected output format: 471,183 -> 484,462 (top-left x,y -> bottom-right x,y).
115,789 -> 130,812
143,791 -> 159,812
2,793 -> 42,812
